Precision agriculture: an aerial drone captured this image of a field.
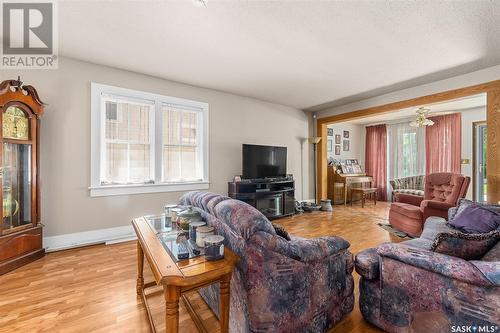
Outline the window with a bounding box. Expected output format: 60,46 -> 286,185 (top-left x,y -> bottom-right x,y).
401,131 -> 417,177
90,83 -> 209,197
388,122 -> 425,181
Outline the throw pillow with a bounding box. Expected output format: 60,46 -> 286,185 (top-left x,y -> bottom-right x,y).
449,199 -> 500,221
431,230 -> 500,260
272,223 -> 291,241
450,204 -> 500,234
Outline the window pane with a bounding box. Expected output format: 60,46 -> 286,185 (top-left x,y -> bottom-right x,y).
128,105 -> 150,142
180,146 -> 197,180
130,144 -> 151,183
162,105 -> 203,182
163,146 -> 181,181
402,132 -> 417,177
104,143 -> 128,183
102,96 -> 152,185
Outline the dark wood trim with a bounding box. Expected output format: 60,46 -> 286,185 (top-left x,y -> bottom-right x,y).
0,247 -> 44,275
315,80 -> 500,202
486,89 -> 500,204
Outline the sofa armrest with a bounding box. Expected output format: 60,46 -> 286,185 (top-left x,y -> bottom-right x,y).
377,243 -> 495,286
288,236 -> 351,262
251,232 -> 351,263
421,200 -> 454,211
395,193 -> 423,206
421,200 -> 454,220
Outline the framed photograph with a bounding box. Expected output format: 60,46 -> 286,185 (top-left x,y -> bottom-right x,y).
327,128 -> 334,136
343,130 -> 349,138
327,139 -> 333,152
335,134 -> 341,144
343,140 -> 350,151
335,145 -> 341,155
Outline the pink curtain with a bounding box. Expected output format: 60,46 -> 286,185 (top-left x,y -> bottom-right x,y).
365,124 -> 387,201
425,113 -> 461,174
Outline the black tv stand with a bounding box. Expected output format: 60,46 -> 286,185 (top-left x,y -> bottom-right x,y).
228,176 -> 295,220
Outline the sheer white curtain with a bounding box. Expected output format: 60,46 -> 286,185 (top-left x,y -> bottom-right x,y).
388,122 -> 425,181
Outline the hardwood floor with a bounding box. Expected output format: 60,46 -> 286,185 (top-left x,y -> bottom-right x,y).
0,202 -> 393,333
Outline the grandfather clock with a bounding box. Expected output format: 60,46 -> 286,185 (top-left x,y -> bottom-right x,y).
0,78 -> 45,275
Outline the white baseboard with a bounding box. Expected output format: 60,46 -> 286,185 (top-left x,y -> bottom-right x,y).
43,225 -> 137,252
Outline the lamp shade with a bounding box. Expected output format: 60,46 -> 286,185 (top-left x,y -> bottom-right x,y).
308,137 -> 322,144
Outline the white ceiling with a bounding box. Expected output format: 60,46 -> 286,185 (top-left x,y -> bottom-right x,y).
57,0 -> 500,110
339,93 -> 486,126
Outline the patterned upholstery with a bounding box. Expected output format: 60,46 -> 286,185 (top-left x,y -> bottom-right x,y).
355,217 -> 500,332
389,175 -> 425,201
179,191 -> 355,333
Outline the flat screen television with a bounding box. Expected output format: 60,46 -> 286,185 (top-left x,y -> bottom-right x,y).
242,144 -> 287,179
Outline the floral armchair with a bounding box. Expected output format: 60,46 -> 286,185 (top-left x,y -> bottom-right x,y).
179,191 -> 354,333
355,209 -> 499,332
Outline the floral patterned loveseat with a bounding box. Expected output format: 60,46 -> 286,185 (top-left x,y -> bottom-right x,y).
179,191 -> 354,333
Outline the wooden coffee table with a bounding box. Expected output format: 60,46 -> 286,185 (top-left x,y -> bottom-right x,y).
132,216 -> 239,333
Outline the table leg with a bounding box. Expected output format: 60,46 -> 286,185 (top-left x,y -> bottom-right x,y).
164,285 -> 180,333
136,240 -> 144,295
220,274 -> 231,333
344,184 -> 348,206
374,192 -> 377,205
362,193 -> 365,208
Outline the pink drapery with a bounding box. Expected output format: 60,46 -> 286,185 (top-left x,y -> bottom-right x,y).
425,113 -> 461,174
365,124 -> 387,201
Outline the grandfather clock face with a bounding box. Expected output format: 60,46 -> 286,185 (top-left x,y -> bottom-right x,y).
3,106 -> 29,140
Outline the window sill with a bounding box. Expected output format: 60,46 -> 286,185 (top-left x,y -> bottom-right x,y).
89,181 -> 210,197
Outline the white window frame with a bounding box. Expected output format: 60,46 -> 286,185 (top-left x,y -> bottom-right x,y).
90,83 -> 209,197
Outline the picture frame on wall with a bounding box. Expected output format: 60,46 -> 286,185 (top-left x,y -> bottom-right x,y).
343,140 -> 350,151
327,128 -> 334,136
327,139 -> 333,152
335,145 -> 341,155
343,130 -> 349,138
335,134 -> 341,144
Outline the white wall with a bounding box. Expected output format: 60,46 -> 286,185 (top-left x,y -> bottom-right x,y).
326,123 -> 365,167
1,57 -> 310,239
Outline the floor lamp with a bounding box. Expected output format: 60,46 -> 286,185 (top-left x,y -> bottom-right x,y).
309,136 -> 322,204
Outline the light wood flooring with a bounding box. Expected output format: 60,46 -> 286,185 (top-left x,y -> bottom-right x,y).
0,202 -> 394,333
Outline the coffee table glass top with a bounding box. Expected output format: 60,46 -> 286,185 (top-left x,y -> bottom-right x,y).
144,214 -> 204,262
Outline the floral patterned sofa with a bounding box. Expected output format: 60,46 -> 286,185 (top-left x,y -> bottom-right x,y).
179,191 -> 355,333
355,204 -> 500,332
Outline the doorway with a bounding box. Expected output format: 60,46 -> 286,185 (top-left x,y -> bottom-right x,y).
473,122 -> 487,203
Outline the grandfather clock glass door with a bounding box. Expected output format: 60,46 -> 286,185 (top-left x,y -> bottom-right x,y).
1,105 -> 34,233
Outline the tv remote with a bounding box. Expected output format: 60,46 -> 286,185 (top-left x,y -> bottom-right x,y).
177,242 -> 189,260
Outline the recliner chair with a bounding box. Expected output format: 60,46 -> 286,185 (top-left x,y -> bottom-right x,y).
389,172 -> 470,236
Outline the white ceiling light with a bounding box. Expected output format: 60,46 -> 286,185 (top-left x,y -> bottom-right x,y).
192,0 -> 208,7
409,107 -> 435,127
